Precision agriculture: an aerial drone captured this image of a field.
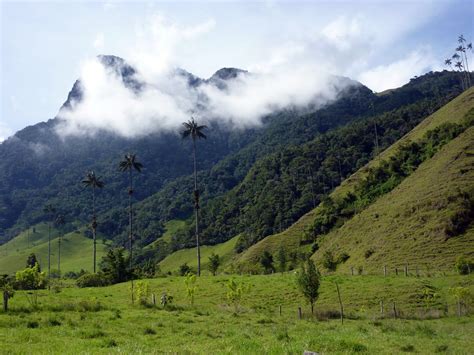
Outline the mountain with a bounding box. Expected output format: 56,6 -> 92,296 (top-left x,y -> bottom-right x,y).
233,87 -> 474,273
0,55 -> 369,242
0,55 -> 469,273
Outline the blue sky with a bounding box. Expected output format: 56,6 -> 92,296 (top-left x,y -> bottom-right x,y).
1,0 -> 473,141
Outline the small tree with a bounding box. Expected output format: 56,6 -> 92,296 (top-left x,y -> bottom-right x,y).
297,258 -> 321,315
260,251 -> 275,274
226,278 -> 250,312
184,273 -> 197,305
208,253 -> 220,276
0,275 -> 14,312
322,250 -> 337,271
277,245 -> 287,272
26,253 -> 40,271
179,263 -> 191,276
101,248 -> 129,284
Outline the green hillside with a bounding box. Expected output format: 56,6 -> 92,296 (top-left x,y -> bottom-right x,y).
0,223 -> 109,275
159,236 -> 239,274
235,87 -> 474,272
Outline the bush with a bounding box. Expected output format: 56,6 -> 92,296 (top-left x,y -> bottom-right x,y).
179,263 -> 191,276
64,269 -> 87,279
364,248 -> 375,259
15,264 -> 47,290
322,250 -> 337,271
76,273 -> 110,288
455,255 -> 473,275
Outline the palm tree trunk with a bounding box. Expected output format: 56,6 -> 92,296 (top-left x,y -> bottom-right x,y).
193,139 -> 201,276
92,186 -> 96,273
129,169 -> 134,304
58,236 -> 61,278
463,51 -> 471,87
48,222 -> 51,279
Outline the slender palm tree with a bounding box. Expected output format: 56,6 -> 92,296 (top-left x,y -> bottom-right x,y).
55,214 -> 65,278
452,53 -> 466,90
456,45 -> 471,87
82,171 -> 104,273
119,153 -> 143,304
181,117 -> 207,276
43,204 -> 56,281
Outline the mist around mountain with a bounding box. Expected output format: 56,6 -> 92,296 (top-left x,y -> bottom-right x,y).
0,55 -> 468,271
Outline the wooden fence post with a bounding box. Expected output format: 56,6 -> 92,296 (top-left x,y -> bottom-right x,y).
298,306 -> 302,319
351,266 -> 354,276
380,300 -> 384,318
392,302 -> 397,318
279,305 -> 282,316
383,265 -> 387,277
152,293 -> 156,306
335,282 -> 344,324
404,264 -> 408,277
395,268 -> 398,276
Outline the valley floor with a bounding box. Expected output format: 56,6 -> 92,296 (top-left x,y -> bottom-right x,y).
0,274 -> 473,354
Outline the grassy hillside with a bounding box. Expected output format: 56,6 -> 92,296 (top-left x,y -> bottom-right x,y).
235,87 -> 474,272
159,236 -> 239,274
0,223 -> 109,275
313,125 -> 474,274
1,274 -> 472,353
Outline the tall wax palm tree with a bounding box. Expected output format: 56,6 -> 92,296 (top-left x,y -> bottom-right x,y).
55,214 -> 65,278
119,153 -> 143,304
82,171 -> 104,273
452,53 -> 466,90
456,45 -> 471,88
182,117 -> 207,276
43,204 -> 56,280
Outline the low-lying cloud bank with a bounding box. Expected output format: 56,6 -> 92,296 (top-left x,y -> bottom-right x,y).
56,57 -> 355,138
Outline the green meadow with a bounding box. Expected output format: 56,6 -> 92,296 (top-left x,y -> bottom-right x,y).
1,273 -> 473,354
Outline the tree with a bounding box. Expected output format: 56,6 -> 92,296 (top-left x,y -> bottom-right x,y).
458,35 -> 471,87
184,273 -> 197,305
82,171 -> 104,273
26,253 -> 40,271
0,275 -> 14,312
43,204 -> 56,280
101,247 -> 129,284
119,153 -> 143,303
54,214 -> 65,278
181,117 -> 207,276
277,245 -> 287,272
296,258 -> 321,315
260,250 -> 275,274
208,253 -> 220,276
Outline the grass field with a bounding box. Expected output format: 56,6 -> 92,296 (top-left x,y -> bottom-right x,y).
0,223 -> 110,275
0,273 -> 473,354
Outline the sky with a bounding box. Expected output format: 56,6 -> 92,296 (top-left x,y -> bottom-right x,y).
1,0 -> 473,141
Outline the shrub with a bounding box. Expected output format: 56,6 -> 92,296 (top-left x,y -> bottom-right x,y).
226,278 -> 250,312
179,263 -> 191,276
15,263 -> 47,290
338,252 -> 350,263
260,251 -> 275,274
133,281 -> 150,306
76,273 -> 110,288
322,250 -> 337,271
184,273 -> 197,305
455,255 -> 473,275
364,248 -> 375,259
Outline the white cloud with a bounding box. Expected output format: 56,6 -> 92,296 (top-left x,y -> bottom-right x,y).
93,33 -> 105,50
0,121 -> 13,142
358,49 -> 441,92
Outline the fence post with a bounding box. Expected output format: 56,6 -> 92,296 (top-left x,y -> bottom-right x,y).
404,264 -> 408,277
298,306 -> 302,320
279,305 -> 282,316
395,268 -> 398,276
335,282 -> 344,324
383,265 -> 387,277
392,302 -> 397,318
380,300 -> 384,318
351,266 -> 354,276
416,265 -> 419,277
152,293 -> 156,306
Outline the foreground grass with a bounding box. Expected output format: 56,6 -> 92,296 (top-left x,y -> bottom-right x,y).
1,274 -> 473,354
